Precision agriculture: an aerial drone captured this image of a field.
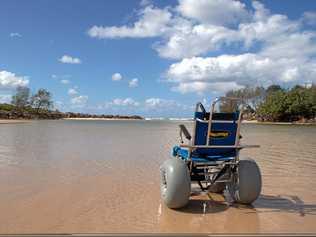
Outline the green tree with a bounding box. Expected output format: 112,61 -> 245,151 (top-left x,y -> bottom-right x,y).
31,89 -> 53,113
257,84 -> 316,122
11,86 -> 30,109
285,85 -> 316,120
223,86 -> 265,112
266,84 -> 283,95
257,90 -> 288,121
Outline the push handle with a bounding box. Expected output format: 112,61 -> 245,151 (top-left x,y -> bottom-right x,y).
179,124 -> 191,143
195,102 -> 206,114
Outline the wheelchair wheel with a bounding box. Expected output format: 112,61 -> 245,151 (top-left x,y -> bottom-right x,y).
160,158 -> 191,209
228,158 -> 261,204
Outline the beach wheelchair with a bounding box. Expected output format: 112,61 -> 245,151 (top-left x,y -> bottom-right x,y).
160,97 -> 262,209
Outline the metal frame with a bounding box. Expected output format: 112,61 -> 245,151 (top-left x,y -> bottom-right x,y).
178,97 -> 259,190
189,97 -> 255,150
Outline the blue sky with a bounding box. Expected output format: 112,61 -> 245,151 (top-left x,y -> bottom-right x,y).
0,0 -> 315,117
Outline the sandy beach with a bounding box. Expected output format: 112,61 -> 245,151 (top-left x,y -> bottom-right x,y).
63,117 -> 143,121
243,120 -> 316,125
0,120 -> 315,234
0,119 -> 30,124
2,118 -> 314,125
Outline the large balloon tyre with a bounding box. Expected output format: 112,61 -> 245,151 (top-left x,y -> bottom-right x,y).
228,158 -> 262,204
160,158 -> 191,209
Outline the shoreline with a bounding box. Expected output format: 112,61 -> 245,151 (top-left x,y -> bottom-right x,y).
62,117 -> 143,121
0,119 -> 31,124
0,118 -> 315,125
242,120 -> 316,125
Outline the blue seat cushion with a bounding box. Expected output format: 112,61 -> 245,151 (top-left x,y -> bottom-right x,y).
172,146 -> 235,161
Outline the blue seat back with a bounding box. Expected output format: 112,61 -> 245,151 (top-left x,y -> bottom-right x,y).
193,112 -> 239,157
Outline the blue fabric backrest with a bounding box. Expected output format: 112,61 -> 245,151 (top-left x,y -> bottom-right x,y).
193,112 -> 239,157
194,111 -> 205,120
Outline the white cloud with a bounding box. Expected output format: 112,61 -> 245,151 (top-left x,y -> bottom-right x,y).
302,11 -> 316,25
99,97 -> 189,114
96,98 -> 141,113
139,0 -> 151,7
87,5 -> 171,38
68,88 -> 78,96
10,32 -> 22,38
155,22 -> 242,59
52,74 -> 72,83
87,0 -> 249,59
112,73 -> 123,81
0,70 -> 29,89
128,78 -> 139,87
88,0 -> 316,94
67,86 -> 88,108
87,0 -> 314,59
145,98 -> 162,107
70,95 -> 88,107
59,55 -> 81,64
111,98 -> 140,107
60,79 -> 70,84
166,54 -> 316,93
176,0 -> 250,26
172,81 -> 243,94
238,4 -> 300,48
260,32 -> 316,59
145,97 -> 190,111
0,94 -> 11,103
156,1 -> 304,59
145,98 -> 173,108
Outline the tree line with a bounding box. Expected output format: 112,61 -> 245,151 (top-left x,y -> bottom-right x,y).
223,84 -> 316,122
0,86 -> 60,119
11,86 -> 53,112
0,86 -> 143,120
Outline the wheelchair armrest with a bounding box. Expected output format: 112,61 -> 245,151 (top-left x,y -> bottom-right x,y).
179,124 -> 191,142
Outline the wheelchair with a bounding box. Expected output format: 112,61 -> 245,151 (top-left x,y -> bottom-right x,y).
160,97 -> 262,208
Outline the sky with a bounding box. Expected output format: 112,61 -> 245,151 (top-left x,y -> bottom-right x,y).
0,0 -> 316,117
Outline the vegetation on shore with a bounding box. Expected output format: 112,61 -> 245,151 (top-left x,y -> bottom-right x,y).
224,84 -> 316,123
1,84 -> 315,123
0,86 -> 143,120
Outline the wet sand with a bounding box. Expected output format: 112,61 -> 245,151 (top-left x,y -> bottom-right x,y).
0,119 -> 30,124
63,118 -> 143,121
0,120 -> 315,234
242,120 -> 316,125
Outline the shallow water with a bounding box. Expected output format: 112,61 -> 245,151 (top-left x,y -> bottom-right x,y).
0,120 -> 315,234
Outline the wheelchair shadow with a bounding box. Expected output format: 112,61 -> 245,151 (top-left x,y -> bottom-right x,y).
176,192 -> 316,216
176,192 -> 229,214
233,194 -> 316,217
177,199 -> 229,214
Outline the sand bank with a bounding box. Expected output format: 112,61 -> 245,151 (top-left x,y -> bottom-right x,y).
242,120 -> 316,125
63,117 -> 143,121
0,119 -> 30,124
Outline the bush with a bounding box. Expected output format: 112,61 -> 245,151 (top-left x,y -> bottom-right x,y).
0,103 -> 15,111
257,85 -> 315,122
226,84 -> 316,122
